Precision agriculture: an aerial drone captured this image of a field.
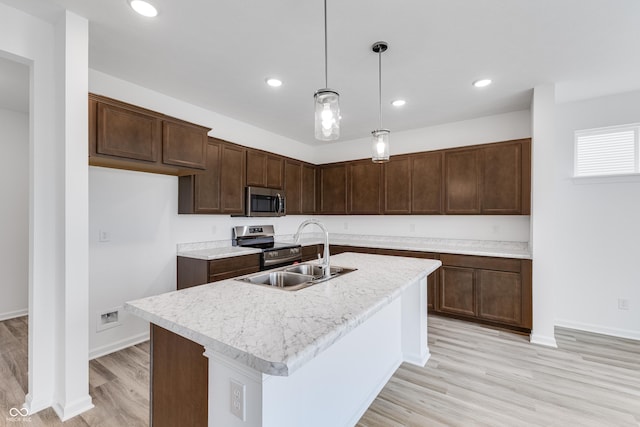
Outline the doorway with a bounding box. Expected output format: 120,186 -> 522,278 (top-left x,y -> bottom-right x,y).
0,55 -> 30,417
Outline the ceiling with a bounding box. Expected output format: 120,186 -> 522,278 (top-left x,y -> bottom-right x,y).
3,0 -> 640,144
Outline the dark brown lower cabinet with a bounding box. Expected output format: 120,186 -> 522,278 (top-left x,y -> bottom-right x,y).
151,325 -> 207,427
438,254 -> 532,332
177,253 -> 260,289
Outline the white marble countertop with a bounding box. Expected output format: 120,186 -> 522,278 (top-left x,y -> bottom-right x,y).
176,233 -> 531,260
125,253 -> 441,376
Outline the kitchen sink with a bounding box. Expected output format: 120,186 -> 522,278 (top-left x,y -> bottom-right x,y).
243,271 -> 315,288
237,263 -> 356,291
284,264 -> 347,279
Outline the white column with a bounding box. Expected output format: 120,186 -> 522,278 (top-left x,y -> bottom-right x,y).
529,84 -> 558,347
51,10 -> 94,420
401,276 -> 430,366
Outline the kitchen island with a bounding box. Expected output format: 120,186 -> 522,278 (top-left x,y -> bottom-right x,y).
126,252 -> 441,427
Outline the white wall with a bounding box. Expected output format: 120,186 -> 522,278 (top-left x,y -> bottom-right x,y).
553,90 -> 640,340
313,110 -> 531,164
88,166 -> 312,358
0,108 -> 28,320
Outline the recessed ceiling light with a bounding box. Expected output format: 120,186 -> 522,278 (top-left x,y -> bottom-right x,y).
129,0 -> 158,17
265,78 -> 283,88
391,99 -> 406,107
472,79 -> 492,88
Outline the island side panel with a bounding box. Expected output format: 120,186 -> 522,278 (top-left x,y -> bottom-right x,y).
401,275 -> 430,366
151,324 -> 208,426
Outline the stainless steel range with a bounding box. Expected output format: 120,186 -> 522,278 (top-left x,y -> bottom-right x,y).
232,225 -> 302,270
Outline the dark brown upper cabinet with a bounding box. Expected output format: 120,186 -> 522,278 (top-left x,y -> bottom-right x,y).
411,151 -> 444,214
178,138 -> 246,214
284,159 -> 303,214
348,160 -> 382,214
481,139 -> 530,215
319,163 -> 347,214
383,155 -> 412,214
284,160 -> 317,215
445,148 -> 481,214
301,164 -> 317,214
246,149 -> 284,189
89,94 -> 209,176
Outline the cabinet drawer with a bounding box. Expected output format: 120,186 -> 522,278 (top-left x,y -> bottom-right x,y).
440,253 -> 521,272
210,266 -> 260,283
209,254 -> 260,276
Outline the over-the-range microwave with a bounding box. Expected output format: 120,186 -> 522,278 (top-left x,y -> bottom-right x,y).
238,186 -> 286,217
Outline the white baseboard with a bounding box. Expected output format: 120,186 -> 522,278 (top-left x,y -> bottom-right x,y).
89,332 -> 150,360
52,395 -> 94,422
0,308 -> 28,321
529,333 -> 558,348
555,319 -> 640,341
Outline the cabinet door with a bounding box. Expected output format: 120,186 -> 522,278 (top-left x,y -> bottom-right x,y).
438,266 -> 476,317
284,160 -> 302,214
301,164 -> 317,214
247,150 -> 284,189
481,142 -> 522,214
194,139 -> 222,213
266,155 -> 284,189
477,269 -> 523,326
320,163 -> 347,214
162,120 -> 207,170
412,152 -> 443,214
383,156 -> 411,214
444,149 -> 480,214
348,160 -> 382,214
246,149 -> 267,187
96,101 -> 161,162
220,143 -> 246,214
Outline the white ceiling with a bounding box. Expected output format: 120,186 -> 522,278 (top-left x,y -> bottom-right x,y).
3,0 -> 640,144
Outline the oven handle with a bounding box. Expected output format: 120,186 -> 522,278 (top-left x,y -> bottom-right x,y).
276,193 -> 283,215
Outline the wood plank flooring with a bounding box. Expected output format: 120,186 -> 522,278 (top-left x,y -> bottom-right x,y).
1,315 -> 639,426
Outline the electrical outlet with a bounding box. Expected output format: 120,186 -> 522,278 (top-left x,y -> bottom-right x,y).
409,224 -> 416,232
230,380 -> 245,421
97,307 -> 122,332
618,298 -> 629,310
343,222 -> 349,230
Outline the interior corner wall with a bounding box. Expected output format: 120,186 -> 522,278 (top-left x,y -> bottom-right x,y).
553,90 -> 640,340
0,108 -> 29,320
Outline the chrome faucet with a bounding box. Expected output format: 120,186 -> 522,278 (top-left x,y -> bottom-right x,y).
293,219 -> 331,279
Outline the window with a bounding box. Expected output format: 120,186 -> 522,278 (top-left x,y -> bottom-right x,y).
574,124 -> 639,177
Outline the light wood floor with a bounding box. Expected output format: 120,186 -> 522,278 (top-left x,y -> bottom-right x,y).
1,315 -> 639,426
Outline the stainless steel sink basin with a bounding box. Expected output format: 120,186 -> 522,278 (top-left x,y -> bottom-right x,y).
237,263 -> 356,291
243,271 -> 314,288
284,264 -> 344,278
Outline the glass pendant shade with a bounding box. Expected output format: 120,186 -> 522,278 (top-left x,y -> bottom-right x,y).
314,89 -> 340,141
371,129 -> 390,162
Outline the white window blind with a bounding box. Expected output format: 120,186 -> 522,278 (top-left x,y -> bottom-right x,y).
575,125 -> 639,177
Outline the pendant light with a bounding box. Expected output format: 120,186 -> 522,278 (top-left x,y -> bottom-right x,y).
371,41 -> 390,163
314,0 -> 340,141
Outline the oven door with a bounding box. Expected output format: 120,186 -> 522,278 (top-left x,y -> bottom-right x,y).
246,187 -> 285,217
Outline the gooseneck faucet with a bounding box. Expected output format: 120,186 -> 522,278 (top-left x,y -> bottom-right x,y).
293,219 -> 331,279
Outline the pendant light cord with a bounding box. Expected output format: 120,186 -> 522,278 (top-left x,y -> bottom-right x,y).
378,49 -> 382,130
324,0 -> 328,88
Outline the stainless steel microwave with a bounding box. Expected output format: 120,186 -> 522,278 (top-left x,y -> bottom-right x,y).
243,186 -> 286,217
